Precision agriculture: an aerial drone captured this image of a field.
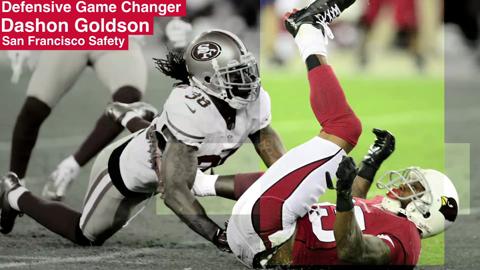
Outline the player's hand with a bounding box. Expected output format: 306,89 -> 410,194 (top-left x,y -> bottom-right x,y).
336,156 -> 357,192
357,129 -> 395,182
362,128 -> 395,168
335,156 -> 357,212
212,227 -> 232,253
7,50 -> 31,84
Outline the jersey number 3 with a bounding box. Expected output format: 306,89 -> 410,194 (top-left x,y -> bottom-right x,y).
311,205 -> 366,243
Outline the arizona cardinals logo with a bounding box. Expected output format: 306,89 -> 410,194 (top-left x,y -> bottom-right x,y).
191,42 -> 222,61
439,196 -> 458,222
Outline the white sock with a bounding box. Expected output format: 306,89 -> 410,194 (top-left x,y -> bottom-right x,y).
294,24 -> 329,61
192,170 -> 219,197
8,186 -> 28,211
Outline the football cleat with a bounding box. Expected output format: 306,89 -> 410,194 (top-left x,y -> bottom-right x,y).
105,101 -> 158,123
285,0 -> 357,37
0,172 -> 21,234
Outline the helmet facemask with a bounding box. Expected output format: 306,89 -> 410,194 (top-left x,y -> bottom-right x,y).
377,168 -> 432,217
210,53 -> 260,109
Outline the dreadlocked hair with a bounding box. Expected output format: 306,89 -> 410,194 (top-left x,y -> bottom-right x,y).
153,49 -> 190,86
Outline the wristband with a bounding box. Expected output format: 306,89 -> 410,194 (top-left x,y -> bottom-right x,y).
357,162 -> 378,183
336,190 -> 354,212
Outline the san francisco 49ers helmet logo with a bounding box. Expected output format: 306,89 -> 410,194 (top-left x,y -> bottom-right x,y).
191,42 -> 222,61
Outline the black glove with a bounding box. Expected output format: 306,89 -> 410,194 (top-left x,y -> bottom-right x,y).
357,128 -> 395,182
212,228 -> 232,253
336,156 -> 357,212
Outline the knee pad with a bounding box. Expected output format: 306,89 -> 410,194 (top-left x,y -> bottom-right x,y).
112,86 -> 142,103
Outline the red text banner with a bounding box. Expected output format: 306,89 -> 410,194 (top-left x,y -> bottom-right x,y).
0,0 -> 186,50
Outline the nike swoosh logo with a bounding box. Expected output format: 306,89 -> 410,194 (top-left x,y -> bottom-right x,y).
185,103 -> 196,114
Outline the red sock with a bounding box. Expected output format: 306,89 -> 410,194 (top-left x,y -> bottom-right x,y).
308,65 -> 362,146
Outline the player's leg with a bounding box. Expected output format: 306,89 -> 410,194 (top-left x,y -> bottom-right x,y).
357,0 -> 383,67
285,0 -> 362,153
227,137 -> 345,267
393,0 -> 424,70
74,40 -> 147,167
47,41 -> 147,200
9,51 -> 87,179
228,1 -> 361,267
79,134 -> 149,244
1,173 -> 94,245
1,136 -> 147,244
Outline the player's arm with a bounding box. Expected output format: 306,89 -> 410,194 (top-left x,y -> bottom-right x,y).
249,125 -> 286,167
352,129 -> 395,199
334,156 -> 391,265
105,102 -> 158,133
161,129 -> 230,252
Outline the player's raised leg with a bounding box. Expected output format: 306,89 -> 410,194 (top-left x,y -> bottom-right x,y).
227,1 -> 360,267
285,0 -> 361,153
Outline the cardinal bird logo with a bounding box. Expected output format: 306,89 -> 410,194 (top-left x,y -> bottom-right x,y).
439,196 -> 458,222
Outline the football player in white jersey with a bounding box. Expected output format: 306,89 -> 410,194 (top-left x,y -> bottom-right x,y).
3,38 -> 148,201
0,30 -> 285,250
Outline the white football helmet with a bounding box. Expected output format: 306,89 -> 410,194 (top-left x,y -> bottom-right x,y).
184,29 -> 260,109
377,167 -> 459,238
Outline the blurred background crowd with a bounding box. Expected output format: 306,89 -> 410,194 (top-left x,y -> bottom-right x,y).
2,0 -> 480,77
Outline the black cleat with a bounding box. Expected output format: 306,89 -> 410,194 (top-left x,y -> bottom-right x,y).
285,0 -> 357,37
0,172 -> 21,234
105,101 -> 159,123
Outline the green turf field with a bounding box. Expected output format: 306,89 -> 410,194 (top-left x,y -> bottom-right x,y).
264,67 -> 445,265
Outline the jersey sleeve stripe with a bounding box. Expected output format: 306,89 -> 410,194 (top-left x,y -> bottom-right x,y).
166,112 -> 205,140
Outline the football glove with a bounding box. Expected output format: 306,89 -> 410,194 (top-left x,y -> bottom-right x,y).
212,227 -> 231,253
7,50 -> 31,84
357,128 -> 395,182
335,156 -> 357,212
42,156 -> 80,201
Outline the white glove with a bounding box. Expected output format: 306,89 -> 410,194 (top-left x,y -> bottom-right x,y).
42,156 -> 80,201
165,18 -> 193,49
7,50 -> 31,84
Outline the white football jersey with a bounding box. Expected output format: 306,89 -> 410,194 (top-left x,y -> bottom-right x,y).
116,85 -> 271,193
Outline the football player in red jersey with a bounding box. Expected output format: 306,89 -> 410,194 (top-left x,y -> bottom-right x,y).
214,0 -> 458,267
254,132 -> 459,267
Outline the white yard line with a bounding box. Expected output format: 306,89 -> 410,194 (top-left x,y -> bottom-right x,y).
0,247 -> 162,268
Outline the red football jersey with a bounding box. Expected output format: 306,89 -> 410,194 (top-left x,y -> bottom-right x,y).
291,196 -> 421,266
